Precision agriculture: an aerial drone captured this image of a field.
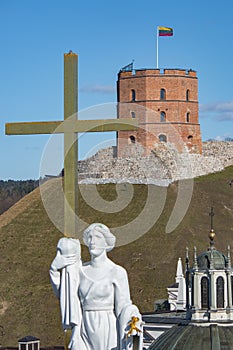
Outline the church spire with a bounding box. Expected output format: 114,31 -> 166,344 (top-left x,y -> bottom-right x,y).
209,206 -> 214,230
176,258 -> 184,283
193,247 -> 198,269
209,207 -> 215,248
227,245 -> 231,269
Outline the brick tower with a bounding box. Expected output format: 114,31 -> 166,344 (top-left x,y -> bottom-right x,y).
117,68 -> 202,156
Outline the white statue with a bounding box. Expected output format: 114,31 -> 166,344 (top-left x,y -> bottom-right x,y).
50,223 -> 143,350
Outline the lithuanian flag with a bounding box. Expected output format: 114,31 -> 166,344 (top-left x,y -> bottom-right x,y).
158,26 -> 173,36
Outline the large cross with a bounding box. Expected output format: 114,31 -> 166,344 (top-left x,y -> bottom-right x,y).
5,51 -> 138,237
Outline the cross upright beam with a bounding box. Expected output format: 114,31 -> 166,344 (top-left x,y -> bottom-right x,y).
5,52 -> 139,238
63,52 -> 78,237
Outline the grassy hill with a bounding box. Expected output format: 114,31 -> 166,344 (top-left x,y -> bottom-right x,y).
0,167 -> 232,347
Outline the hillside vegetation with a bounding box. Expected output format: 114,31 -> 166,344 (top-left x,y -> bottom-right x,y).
0,167 -> 232,347
0,180 -> 38,215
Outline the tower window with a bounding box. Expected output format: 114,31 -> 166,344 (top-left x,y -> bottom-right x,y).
186,89 -> 190,101
217,276 -> 224,308
160,88 -> 166,100
160,111 -> 166,122
129,135 -> 136,144
186,112 -> 190,122
131,111 -> 135,118
187,135 -> 193,141
201,276 -> 209,309
131,89 -> 136,102
159,134 -> 167,142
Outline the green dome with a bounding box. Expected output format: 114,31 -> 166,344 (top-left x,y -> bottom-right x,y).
150,323 -> 233,349
197,248 -> 227,270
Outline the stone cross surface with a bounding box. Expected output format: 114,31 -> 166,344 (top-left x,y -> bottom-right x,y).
5,51 -> 138,237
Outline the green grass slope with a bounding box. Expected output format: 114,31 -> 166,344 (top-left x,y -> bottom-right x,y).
0,167 -> 232,347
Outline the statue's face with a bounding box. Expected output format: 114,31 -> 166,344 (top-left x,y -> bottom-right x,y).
87,229 -> 106,257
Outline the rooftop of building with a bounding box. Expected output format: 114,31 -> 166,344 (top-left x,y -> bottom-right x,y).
192,226 -> 230,270
197,248 -> 227,270
143,311 -> 233,349
149,322 -> 233,350
118,67 -> 197,78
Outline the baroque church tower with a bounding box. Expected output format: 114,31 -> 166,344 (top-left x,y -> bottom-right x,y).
149,219 -> 233,349
117,67 -> 202,156
186,226 -> 233,321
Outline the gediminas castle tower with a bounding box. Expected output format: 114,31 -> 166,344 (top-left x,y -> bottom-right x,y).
117,67 -> 202,155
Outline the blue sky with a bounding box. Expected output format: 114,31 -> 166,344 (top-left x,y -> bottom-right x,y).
1,0 -> 233,180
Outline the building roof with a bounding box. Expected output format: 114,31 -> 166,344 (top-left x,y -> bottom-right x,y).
18,336 -> 40,343
167,282 -> 179,288
148,323 -> 233,349
197,248 -> 227,270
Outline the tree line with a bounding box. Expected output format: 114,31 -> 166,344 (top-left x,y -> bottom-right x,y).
0,179 -> 39,215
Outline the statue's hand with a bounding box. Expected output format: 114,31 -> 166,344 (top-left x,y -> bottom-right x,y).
51,253 -> 78,271
126,316 -> 142,338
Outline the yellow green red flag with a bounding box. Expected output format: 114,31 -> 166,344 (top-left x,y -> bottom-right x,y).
158,26 -> 173,36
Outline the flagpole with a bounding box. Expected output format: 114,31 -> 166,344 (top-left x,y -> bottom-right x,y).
156,26 -> 159,69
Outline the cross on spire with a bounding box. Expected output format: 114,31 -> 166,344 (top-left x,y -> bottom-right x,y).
209,206 -> 216,246
209,206 -> 215,230
5,52 -> 139,237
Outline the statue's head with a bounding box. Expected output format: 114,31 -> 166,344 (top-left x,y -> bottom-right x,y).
83,223 -> 116,253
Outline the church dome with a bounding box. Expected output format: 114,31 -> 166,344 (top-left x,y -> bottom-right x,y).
150,323 -> 233,349
197,248 -> 227,270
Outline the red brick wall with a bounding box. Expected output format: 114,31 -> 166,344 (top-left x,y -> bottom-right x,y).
117,69 -> 202,155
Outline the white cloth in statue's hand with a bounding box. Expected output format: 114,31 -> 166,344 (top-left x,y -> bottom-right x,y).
51,251 -> 78,270
49,237 -> 82,330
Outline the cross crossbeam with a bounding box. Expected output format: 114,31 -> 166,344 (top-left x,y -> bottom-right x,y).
5,118 -> 138,135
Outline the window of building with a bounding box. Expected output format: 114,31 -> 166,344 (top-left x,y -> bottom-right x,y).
201,276 -> 209,309
186,89 -> 190,101
129,135 -> 136,143
217,276 -> 224,308
131,111 -> 135,118
160,111 -> 166,122
159,134 -> 167,142
131,89 -> 136,101
187,135 -> 193,141
19,342 -> 39,350
160,88 -> 166,100
191,275 -> 194,307
186,112 -> 190,122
